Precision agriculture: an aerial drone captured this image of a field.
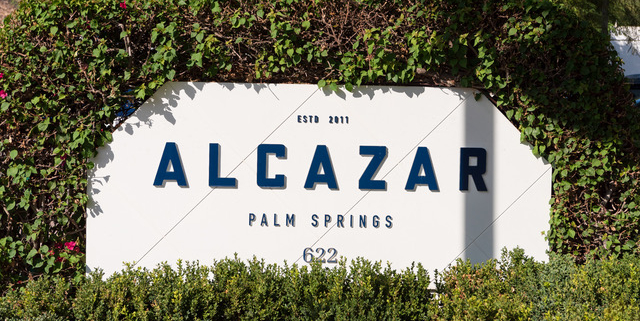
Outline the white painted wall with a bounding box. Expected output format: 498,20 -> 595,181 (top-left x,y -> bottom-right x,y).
87,83 -> 552,277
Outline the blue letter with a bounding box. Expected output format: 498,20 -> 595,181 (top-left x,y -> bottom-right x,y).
153,142 -> 187,187
373,215 -> 380,228
257,144 -> 286,188
359,146 -> 387,190
405,147 -> 439,191
359,215 -> 367,228
460,148 -> 488,191
286,214 -> 296,227
324,214 -> 332,227
304,145 -> 338,190
209,143 -> 237,187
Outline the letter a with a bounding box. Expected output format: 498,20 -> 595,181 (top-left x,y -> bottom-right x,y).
304,145 -> 338,190
153,142 -> 188,187
405,147 -> 439,191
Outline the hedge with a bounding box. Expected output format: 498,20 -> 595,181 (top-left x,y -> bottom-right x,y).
1,0 -> 638,287
1,249 -> 640,320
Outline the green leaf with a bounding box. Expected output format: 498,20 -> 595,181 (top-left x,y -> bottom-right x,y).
190,52 -> 203,68
38,118 -> 50,132
7,166 -> 18,177
318,79 -> 327,88
167,69 -> 176,80
506,110 -> 514,119
9,150 -> 18,159
508,28 -> 517,36
212,1 -> 221,13
136,89 -> 147,100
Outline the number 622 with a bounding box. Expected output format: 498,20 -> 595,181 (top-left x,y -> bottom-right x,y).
303,247 -> 338,263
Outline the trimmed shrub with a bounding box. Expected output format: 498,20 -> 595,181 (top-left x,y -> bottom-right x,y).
1,257 -> 434,320
3,251 -> 640,320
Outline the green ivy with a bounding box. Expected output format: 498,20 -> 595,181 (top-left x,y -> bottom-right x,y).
0,0 -> 637,287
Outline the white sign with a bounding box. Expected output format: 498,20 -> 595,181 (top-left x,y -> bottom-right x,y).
87,83 -> 551,276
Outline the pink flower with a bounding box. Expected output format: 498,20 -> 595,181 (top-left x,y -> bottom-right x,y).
0,72 -> 3,79
119,1 -> 126,9
65,241 -> 77,251
0,90 -> 6,99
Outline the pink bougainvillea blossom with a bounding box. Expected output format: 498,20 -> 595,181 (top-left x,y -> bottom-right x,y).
119,1 -> 126,9
65,241 -> 77,251
0,90 -> 7,99
0,72 -> 4,79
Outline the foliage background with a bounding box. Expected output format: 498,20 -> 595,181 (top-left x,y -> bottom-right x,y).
552,0 -> 640,33
0,0 -> 638,287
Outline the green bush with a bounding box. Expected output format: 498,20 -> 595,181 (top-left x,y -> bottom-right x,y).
1,257 -> 434,320
1,0 -> 638,287
433,249 -> 640,320
434,250 -> 535,320
3,251 -> 640,320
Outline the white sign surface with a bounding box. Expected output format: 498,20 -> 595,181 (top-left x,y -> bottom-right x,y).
87,83 -> 551,276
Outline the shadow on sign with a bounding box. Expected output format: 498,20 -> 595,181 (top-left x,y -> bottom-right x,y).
463,95 -> 494,263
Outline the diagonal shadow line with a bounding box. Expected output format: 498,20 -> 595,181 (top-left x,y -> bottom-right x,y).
133,85 -> 320,268
445,165 -> 552,269
293,91 -> 472,264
